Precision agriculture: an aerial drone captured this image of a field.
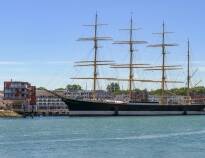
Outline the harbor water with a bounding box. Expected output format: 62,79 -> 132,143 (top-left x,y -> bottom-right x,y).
0,116 -> 205,158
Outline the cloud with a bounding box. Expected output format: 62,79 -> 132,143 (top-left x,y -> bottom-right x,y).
174,60 -> 205,65
45,61 -> 73,64
0,61 -> 25,65
0,61 -> 73,65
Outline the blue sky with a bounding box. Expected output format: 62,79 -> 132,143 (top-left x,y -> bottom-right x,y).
0,0 -> 204,90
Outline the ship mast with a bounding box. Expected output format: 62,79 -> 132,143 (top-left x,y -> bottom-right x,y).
71,14 -> 114,100
128,17 -> 134,99
187,39 -> 190,98
186,39 -> 192,105
111,18 -> 182,102
161,22 -> 166,104
112,16 -> 149,100
93,14 -> 98,99
147,22 -> 181,105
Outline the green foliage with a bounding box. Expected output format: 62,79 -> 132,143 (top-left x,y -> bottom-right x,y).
107,82 -> 120,93
66,84 -> 82,91
150,86 -> 205,96
191,86 -> 205,94
37,87 -> 46,90
133,88 -> 144,93
54,88 -> 65,91
149,89 -> 162,96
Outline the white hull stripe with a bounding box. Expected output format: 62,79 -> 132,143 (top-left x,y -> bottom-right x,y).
69,111 -> 115,116
69,111 -> 205,116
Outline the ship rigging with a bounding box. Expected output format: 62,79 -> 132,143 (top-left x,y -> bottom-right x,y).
43,14 -> 205,116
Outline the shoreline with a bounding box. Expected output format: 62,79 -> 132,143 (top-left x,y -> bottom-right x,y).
0,110 -> 22,118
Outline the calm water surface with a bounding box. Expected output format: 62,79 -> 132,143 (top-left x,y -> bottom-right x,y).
0,116 -> 205,158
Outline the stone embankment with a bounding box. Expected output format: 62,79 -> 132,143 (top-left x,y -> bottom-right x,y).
0,110 -> 22,117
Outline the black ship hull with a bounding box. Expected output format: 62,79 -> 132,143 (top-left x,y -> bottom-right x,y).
62,98 -> 205,116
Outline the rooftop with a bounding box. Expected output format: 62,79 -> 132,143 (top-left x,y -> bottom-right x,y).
36,89 -> 65,98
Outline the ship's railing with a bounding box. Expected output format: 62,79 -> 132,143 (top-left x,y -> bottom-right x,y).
180,96 -> 205,105
191,98 -> 205,104
164,96 -> 205,105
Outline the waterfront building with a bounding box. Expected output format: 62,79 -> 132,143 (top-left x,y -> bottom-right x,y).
36,89 -> 68,115
0,91 -> 3,99
0,91 -> 6,109
4,81 -> 36,106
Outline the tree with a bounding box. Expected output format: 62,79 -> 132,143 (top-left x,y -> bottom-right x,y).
66,84 -> 82,91
37,87 -> 46,90
133,88 -> 143,93
149,86 -> 205,96
107,82 -> 120,93
55,88 -> 65,91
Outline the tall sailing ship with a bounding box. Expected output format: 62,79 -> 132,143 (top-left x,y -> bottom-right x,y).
48,14 -> 205,116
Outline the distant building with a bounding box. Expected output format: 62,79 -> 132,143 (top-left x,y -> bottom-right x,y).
4,81 -> 36,105
66,90 -> 112,100
36,89 -> 68,114
66,90 -> 91,99
0,91 -> 6,109
113,91 -> 149,103
0,91 -> 4,99
130,90 -> 149,102
148,95 -> 185,104
190,94 -> 205,104
114,94 -> 129,102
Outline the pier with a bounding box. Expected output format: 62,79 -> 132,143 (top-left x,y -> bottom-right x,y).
14,108 -> 69,117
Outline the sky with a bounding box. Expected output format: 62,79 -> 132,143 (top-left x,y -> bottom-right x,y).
0,0 -> 205,90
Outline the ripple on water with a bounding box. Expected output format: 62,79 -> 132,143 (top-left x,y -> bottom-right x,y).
0,116 -> 205,158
